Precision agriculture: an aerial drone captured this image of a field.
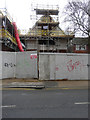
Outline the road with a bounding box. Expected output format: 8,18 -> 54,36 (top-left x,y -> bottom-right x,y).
2,88 -> 88,118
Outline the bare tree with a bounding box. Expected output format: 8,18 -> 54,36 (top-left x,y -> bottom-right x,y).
64,0 -> 90,37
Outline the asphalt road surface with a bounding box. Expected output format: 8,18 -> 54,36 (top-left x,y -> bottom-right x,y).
2,88 -> 88,118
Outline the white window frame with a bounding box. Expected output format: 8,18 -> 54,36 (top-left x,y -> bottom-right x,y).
76,45 -> 80,50
76,45 -> 87,51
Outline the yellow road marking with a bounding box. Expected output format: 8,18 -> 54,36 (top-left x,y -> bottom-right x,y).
46,87 -> 88,90
0,87 -> 88,91
1,88 -> 35,91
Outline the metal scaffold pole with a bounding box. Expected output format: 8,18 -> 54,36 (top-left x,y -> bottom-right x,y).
30,3 -> 59,52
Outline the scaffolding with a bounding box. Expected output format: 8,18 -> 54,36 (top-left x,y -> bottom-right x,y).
30,3 -> 60,52
0,8 -> 19,51
19,3 -> 74,53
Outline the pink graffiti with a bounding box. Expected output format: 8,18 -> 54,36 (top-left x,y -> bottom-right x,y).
55,67 -> 59,71
30,54 -> 37,59
67,60 -> 83,72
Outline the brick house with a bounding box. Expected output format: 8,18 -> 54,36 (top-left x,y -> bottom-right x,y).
67,37 -> 89,53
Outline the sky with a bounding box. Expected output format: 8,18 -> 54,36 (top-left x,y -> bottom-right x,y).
0,0 -> 70,34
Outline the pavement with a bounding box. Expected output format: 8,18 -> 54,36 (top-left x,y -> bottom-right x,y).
0,78 -> 89,89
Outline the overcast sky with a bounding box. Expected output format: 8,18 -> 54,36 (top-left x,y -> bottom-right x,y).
0,0 -> 70,33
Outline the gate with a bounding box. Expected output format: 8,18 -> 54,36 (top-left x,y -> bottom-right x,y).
16,51 -> 38,78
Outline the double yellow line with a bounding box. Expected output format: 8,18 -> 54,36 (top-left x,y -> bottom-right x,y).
0,88 -> 35,90
0,87 -> 88,91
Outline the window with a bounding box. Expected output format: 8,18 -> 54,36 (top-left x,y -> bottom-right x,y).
76,45 -> 86,50
81,45 -> 86,50
3,20 -> 5,27
76,45 -> 79,50
43,26 -> 48,30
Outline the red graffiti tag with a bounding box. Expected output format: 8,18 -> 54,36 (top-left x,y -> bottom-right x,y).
55,67 -> 59,71
67,60 -> 82,72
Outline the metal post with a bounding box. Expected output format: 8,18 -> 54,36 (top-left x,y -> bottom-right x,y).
37,37 -> 39,79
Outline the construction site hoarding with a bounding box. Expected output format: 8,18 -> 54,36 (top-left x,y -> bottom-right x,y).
39,53 -> 89,80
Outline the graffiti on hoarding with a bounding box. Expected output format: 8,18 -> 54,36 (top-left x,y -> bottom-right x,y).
4,63 -> 16,67
55,67 -> 59,71
67,60 -> 84,72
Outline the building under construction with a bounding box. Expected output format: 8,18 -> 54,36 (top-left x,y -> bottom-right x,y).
20,4 -> 74,53
0,9 -> 26,52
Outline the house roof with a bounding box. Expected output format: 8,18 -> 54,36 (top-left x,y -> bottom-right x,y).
28,15 -> 74,38
71,37 -> 88,45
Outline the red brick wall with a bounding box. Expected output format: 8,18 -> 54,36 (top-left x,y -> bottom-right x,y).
74,45 -> 88,53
